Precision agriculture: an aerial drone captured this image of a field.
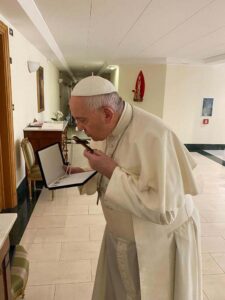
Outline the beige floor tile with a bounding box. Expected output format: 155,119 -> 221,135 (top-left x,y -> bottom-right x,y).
200,211 -> 225,223
27,215 -> 66,229
60,241 -> 101,260
33,226 -> 89,243
31,204 -> 48,216
38,188 -> 75,205
68,194 -> 98,205
44,197 -> 69,206
194,201 -> 215,212
28,260 -> 91,285
43,204 -> 89,216
91,259 -> 98,282
205,201 -> 225,211
200,215 -> 208,223
211,253 -> 225,272
203,274 -> 225,300
88,204 -> 103,215
89,224 -> 105,241
203,292 -> 209,300
203,186 -> 225,194
38,188 -> 58,202
20,229 -> 38,244
54,282 -> 93,300
65,215 -> 105,227
24,284 -> 55,300
53,187 -> 79,198
201,237 -> 225,253
194,194 -> 225,212
33,201 -> 51,210
195,194 -> 225,202
201,223 -> 225,237
22,243 -> 62,262
202,254 -> 223,275
194,194 -> 225,205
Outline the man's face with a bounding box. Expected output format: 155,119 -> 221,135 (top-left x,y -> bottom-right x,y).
69,96 -> 110,141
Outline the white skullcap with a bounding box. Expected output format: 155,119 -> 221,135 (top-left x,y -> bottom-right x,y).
71,75 -> 117,96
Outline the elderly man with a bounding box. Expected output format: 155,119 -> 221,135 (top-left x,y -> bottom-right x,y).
69,75 -> 202,300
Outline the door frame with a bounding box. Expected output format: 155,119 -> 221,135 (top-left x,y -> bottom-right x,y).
0,21 -> 17,209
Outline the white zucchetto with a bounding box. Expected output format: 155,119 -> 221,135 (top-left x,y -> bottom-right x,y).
71,75 -> 117,96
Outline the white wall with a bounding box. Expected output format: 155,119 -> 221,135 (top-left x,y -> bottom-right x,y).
163,64 -> 225,144
118,63 -> 225,145
0,15 -> 60,186
118,64 -> 167,117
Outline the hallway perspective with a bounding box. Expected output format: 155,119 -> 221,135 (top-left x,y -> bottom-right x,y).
19,151 -> 225,300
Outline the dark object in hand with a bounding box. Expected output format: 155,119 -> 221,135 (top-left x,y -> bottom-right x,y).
73,136 -> 94,153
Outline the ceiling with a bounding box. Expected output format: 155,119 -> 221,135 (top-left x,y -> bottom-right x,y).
1,0 -> 225,80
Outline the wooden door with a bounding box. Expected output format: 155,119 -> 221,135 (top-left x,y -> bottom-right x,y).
0,138 -> 4,212
0,21 -> 17,209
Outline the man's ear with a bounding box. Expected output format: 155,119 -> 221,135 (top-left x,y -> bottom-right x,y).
102,106 -> 114,123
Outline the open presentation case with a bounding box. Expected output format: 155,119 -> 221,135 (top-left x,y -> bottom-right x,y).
37,142 -> 96,190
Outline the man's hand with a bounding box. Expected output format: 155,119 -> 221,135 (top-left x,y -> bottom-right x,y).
83,149 -> 118,179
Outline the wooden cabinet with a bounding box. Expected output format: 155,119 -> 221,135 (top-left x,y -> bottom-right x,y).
0,238 -> 11,300
0,214 -> 17,300
23,121 -> 68,161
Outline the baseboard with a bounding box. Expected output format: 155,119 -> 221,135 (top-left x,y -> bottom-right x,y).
185,144 -> 225,166
185,144 -> 225,152
17,177 -> 28,206
1,177 -> 42,250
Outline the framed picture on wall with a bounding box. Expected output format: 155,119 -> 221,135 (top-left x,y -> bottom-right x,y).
202,98 -> 214,116
37,66 -> 44,112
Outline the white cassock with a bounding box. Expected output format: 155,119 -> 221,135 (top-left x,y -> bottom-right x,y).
80,103 -> 202,300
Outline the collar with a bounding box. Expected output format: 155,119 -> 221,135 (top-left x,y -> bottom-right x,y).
110,102 -> 133,137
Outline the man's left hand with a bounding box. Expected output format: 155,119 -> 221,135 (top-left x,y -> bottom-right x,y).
83,149 -> 118,179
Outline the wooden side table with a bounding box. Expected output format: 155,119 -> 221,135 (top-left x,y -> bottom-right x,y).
23,121 -> 68,162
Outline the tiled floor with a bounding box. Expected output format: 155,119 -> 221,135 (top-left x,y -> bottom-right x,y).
20,148 -> 225,300
204,150 -> 225,161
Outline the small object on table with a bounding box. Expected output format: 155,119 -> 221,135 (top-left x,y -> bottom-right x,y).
28,121 -> 43,127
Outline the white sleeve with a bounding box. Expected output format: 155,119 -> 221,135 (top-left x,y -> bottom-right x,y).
104,166 -> 174,224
